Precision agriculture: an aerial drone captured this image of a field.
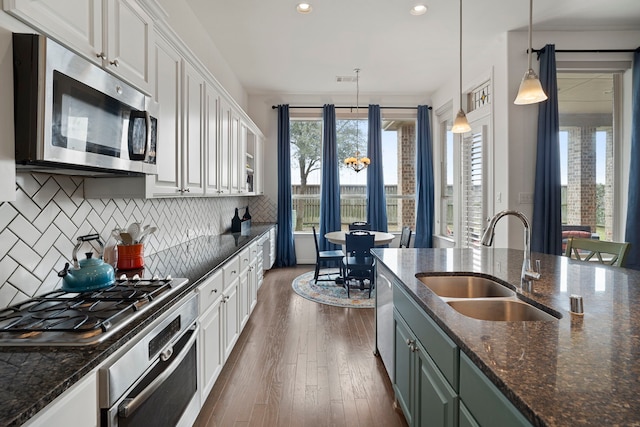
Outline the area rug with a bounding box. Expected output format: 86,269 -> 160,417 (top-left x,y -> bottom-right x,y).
291,270 -> 374,308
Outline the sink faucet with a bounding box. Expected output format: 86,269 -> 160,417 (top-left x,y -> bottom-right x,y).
480,210 -> 541,283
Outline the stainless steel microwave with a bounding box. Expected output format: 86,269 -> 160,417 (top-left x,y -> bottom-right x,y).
12,33 -> 158,176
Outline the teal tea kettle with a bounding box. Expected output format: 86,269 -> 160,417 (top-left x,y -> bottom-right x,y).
58,234 -> 116,292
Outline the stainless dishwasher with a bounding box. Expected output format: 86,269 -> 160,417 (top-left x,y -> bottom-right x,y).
375,262 -> 395,381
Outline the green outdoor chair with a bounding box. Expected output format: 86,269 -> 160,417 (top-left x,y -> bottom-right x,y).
564,237 -> 631,267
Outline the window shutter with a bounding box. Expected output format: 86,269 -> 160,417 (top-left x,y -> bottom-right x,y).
461,126 -> 485,247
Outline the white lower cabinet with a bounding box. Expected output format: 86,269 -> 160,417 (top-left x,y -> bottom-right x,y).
24,370 -> 97,427
197,269 -> 224,401
222,259 -> 240,361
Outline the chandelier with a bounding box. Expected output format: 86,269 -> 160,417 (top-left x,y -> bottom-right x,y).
344,68 -> 370,172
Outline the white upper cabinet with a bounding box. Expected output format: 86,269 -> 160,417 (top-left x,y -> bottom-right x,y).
218,97 -> 233,195
103,0 -> 154,93
4,0 -> 153,94
182,60 -> 205,195
146,32 -> 182,196
4,0 -> 103,60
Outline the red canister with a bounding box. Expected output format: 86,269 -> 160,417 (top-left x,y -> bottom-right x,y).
117,244 -> 145,270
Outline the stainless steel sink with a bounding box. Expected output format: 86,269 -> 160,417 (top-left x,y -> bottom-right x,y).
447,299 -> 558,322
416,275 -> 515,298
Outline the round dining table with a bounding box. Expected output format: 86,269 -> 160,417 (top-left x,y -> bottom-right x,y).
324,230 -> 395,246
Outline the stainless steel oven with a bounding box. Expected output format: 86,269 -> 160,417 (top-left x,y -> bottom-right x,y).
99,292 -> 200,427
12,33 -> 158,176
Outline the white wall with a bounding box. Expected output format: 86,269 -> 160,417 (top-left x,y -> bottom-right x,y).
156,0 -> 248,110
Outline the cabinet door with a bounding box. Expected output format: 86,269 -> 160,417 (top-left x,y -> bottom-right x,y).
223,279 -> 240,360
148,34 -> 182,196
393,313 -> 414,426
105,0 -> 154,93
239,270 -> 250,329
182,61 -> 205,195
205,85 -> 221,195
4,0 -> 102,66
24,371 -> 97,427
200,298 -> 223,401
415,342 -> 458,427
230,114 -> 240,193
218,99 -> 232,194
249,259 -> 258,312
255,135 -> 264,195
239,122 -> 248,194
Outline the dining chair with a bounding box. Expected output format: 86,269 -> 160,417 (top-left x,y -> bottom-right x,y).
312,226 -> 344,282
399,226 -> 412,248
349,221 -> 371,231
342,231 -> 376,297
565,237 -> 631,267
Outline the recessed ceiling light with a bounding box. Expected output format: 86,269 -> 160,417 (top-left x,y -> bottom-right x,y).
297,3 -> 312,14
410,4 -> 427,15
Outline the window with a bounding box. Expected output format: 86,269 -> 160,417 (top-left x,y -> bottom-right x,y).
290,110 -> 416,232
558,72 -> 619,240
440,118 -> 454,237
460,126 -> 486,247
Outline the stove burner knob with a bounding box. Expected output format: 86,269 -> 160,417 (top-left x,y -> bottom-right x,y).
152,275 -> 160,281
119,274 -> 128,281
131,274 -> 141,281
165,275 -> 172,281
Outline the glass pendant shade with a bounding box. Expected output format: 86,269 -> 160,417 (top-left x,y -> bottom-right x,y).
452,108 -> 471,134
514,68 -> 548,105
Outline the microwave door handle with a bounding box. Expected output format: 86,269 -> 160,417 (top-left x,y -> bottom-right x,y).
117,324 -> 199,419
144,110 -> 151,160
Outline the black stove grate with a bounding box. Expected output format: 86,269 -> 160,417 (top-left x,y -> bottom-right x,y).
0,279 -> 175,334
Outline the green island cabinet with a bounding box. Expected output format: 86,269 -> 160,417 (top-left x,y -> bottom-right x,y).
392,283 -> 532,427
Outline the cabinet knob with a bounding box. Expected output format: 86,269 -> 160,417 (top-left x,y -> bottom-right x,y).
210,288 -> 218,294
109,58 -> 120,67
405,338 -> 415,347
96,52 -> 107,60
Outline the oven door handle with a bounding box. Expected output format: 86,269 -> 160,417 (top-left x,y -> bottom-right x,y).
118,324 -> 199,418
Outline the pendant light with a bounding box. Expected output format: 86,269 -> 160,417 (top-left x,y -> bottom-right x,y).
451,0 -> 471,134
514,0 -> 548,105
344,68 -> 370,172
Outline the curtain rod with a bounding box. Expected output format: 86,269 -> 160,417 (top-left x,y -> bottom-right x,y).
531,47 -> 639,59
271,105 -> 431,110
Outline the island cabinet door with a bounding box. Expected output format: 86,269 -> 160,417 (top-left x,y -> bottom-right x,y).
459,352 -> 532,427
393,312 -> 414,426
415,340 -> 458,427
394,308 -> 458,427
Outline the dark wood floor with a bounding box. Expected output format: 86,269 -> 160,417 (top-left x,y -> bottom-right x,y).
194,265 -> 407,427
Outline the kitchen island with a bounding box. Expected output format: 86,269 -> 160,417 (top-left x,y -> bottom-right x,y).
0,224 -> 275,427
372,247 -> 640,426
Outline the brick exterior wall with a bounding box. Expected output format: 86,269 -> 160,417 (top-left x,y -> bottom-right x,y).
398,123 -> 416,229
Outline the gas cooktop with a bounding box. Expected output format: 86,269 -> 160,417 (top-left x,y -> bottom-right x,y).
0,276 -> 189,346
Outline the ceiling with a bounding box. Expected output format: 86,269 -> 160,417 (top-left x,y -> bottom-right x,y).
183,0 -> 640,98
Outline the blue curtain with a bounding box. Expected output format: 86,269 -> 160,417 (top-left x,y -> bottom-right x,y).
275,105 -> 297,267
366,104 -> 388,233
624,49 -> 640,270
531,45 -> 562,255
319,105 -> 341,251
414,105 -> 434,248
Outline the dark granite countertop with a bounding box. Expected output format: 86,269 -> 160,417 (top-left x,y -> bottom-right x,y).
371,247 -> 640,427
0,223 -> 275,427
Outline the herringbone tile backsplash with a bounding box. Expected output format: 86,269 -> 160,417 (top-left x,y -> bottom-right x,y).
0,172 -> 277,308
